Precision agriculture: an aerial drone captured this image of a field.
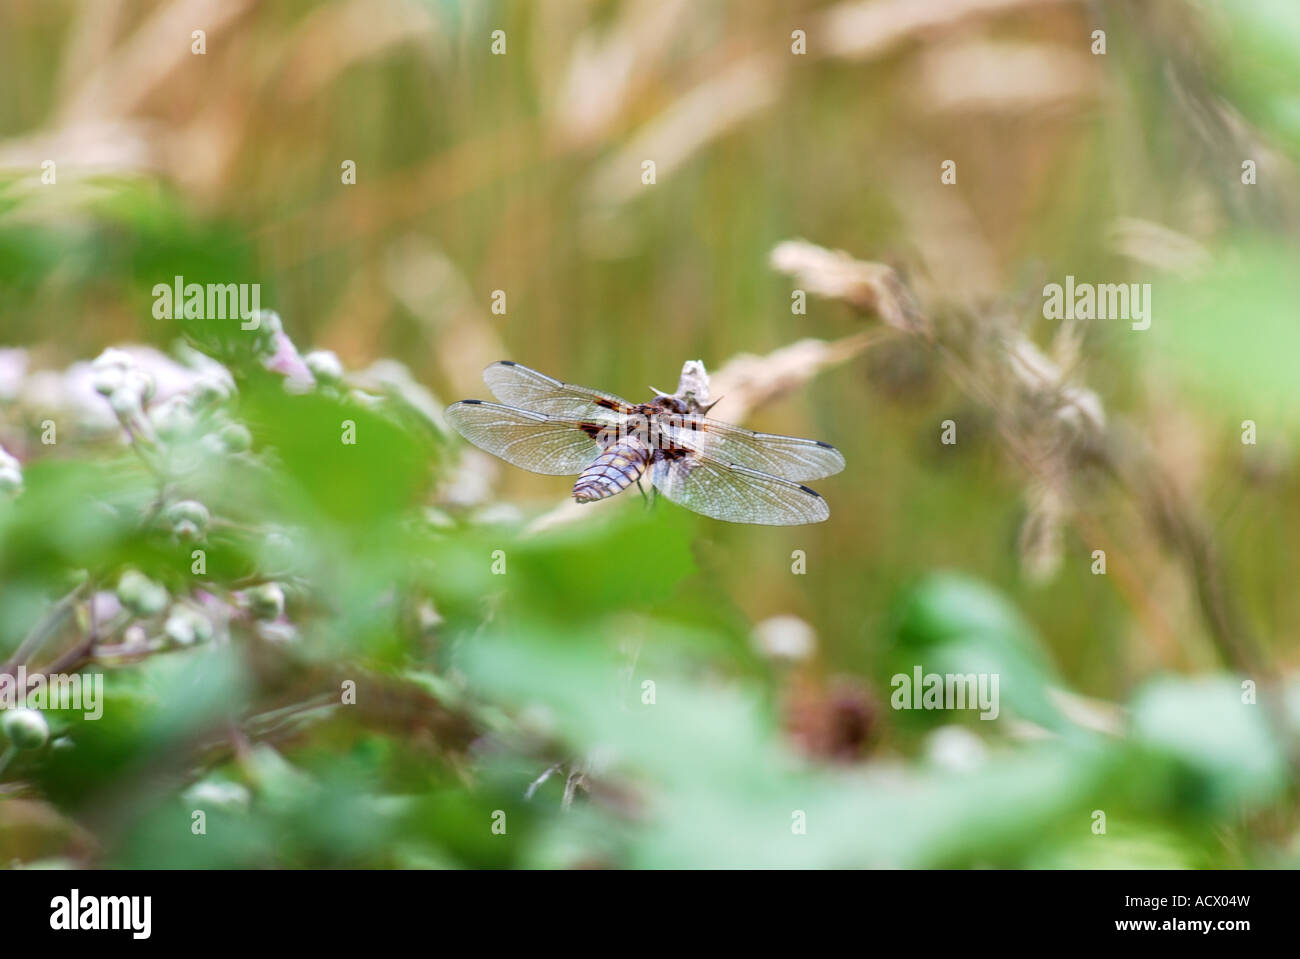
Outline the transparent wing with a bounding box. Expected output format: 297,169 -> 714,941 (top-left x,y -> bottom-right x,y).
650,453 -> 830,526
482,361 -> 633,422
655,414 -> 845,481
445,400 -> 602,476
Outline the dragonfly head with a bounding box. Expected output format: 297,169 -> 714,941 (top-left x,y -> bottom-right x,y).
647,392 -> 688,415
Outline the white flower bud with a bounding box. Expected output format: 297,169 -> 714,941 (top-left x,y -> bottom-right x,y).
2,708 -> 49,750
752,615 -> 816,662
164,611 -> 195,645
164,604 -> 213,646
123,368 -> 155,403
116,570 -> 169,617
246,582 -> 285,620
108,385 -> 142,417
150,397 -> 197,441
91,348 -> 135,396
166,499 -> 210,534
184,780 -> 251,812
261,531 -> 295,571
92,348 -> 134,371
92,365 -> 126,396
218,422 -> 252,453
305,350 -> 344,385
255,311 -> 283,335
191,372 -> 235,409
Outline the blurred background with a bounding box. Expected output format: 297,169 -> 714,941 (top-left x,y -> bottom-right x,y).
0,0 -> 1298,868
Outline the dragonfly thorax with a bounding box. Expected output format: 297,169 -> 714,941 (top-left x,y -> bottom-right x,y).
572,436 -> 651,504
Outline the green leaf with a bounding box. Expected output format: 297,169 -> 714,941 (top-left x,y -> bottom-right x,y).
890,573 -> 1067,732
1130,675 -> 1289,812
1153,239 -> 1300,430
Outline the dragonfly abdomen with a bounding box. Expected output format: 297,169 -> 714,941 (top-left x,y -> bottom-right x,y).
573,439 -> 650,503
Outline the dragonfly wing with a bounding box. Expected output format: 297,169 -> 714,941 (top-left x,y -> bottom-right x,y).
482,361 -> 633,422
649,452 -> 830,526
445,400 -> 602,476
656,414 -> 845,481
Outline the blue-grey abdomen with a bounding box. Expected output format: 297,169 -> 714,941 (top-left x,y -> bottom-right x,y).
572,438 -> 650,503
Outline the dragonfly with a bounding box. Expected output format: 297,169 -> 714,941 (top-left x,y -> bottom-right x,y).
444,361 -> 844,525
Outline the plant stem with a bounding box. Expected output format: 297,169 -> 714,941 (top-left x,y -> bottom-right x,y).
1,578 -> 92,675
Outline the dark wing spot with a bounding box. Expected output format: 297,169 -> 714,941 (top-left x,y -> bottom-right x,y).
460,399 -> 482,405
594,396 -> 621,410
799,484 -> 823,498
577,422 -> 605,438
815,440 -> 836,449
499,360 -> 518,367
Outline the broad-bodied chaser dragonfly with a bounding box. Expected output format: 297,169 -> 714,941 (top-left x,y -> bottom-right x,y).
444,361 -> 844,525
